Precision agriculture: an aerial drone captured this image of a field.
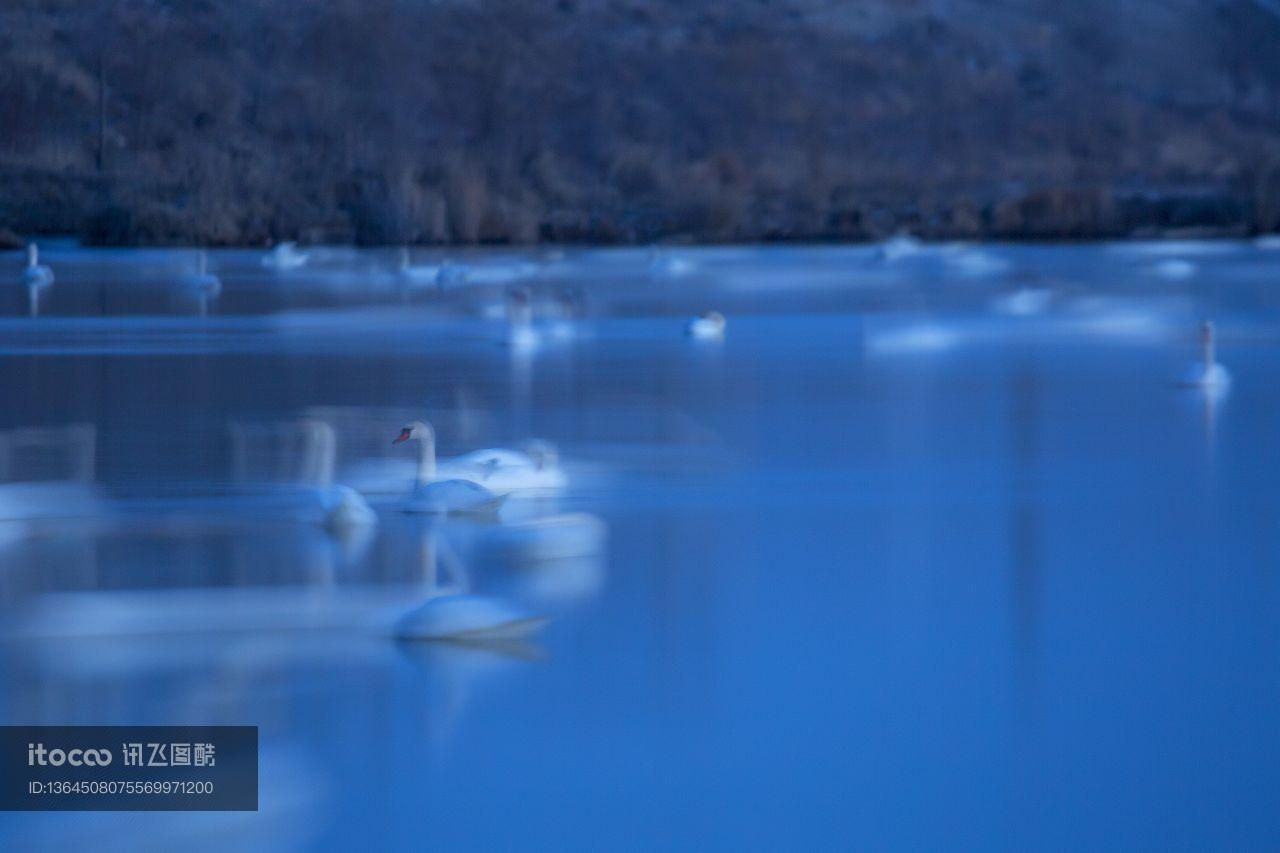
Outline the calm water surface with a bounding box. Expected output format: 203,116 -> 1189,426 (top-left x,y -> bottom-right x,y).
1,241 -> 1278,850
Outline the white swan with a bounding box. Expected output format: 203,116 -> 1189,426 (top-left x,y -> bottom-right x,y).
686,310 -> 726,339
1179,320 -> 1230,389
300,420 -> 377,533
261,241 -> 310,271
393,421 -> 505,516
22,243 -> 53,288
437,440 -> 567,491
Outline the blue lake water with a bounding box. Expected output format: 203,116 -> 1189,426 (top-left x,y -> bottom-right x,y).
1,240 -> 1279,850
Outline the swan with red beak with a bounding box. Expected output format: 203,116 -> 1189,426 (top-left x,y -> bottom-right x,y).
394,421 -> 505,516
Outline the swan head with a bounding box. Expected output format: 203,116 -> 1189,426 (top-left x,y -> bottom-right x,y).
520,439 -> 559,470
506,286 -> 531,308
393,420 -> 433,445
1199,320 -> 1215,348
557,287 -> 584,318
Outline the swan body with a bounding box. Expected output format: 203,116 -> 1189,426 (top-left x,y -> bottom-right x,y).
394,421 -> 505,516
649,250 -> 696,278
1179,321 -> 1230,390
397,248 -> 447,287
262,242 -> 310,271
1153,259 -> 1196,280
992,288 -> 1052,317
686,310 -> 726,339
300,420 -> 378,533
406,479 -> 505,516
437,260 -> 469,288
22,244 -> 53,288
437,441 -> 567,491
395,594 -> 546,641
319,484 -> 378,532
875,234 -> 923,263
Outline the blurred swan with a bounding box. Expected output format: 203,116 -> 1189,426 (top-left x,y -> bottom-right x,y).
397,247 -> 444,287
393,421 -> 505,516
1179,320 -> 1230,390
467,260 -> 540,285
22,243 -> 53,288
686,310 -> 726,339
875,234 -> 923,263
181,250 -> 222,293
1152,258 -> 1196,280
437,439 -> 567,492
649,248 -> 696,277
991,287 -> 1053,317
437,260 -> 469,288
505,286 -> 538,349
301,420 -> 377,534
395,594 -> 546,642
261,241 -> 310,271
946,248 -> 1010,277
548,286 -> 584,339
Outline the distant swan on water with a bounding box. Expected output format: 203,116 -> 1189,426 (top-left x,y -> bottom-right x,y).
261,241 -> 310,271
1179,321 -> 1230,390
393,421 -> 505,516
22,243 -> 53,288
397,247 -> 446,288
686,310 -> 726,339
22,243 -> 53,316
505,286 -> 538,349
649,248 -> 697,278
180,250 -> 222,315
182,250 -> 221,292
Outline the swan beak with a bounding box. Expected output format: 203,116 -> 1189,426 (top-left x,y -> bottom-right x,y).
393,428 -> 412,444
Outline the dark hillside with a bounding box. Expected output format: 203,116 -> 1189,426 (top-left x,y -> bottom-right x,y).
2,0 -> 1279,244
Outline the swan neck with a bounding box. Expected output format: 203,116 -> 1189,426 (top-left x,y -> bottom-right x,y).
416,426 -> 436,484
314,423 -> 335,486
27,245 -> 37,267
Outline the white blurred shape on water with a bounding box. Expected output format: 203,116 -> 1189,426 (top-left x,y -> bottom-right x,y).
1151,258 -> 1197,280
991,287 -> 1053,316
